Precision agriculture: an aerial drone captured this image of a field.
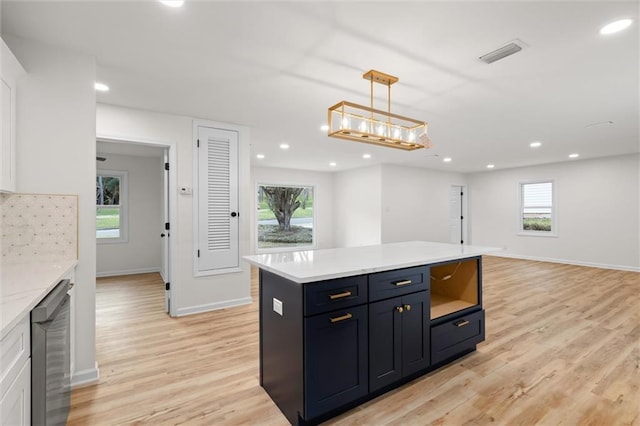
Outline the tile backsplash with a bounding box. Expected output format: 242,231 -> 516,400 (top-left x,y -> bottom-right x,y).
1,193 -> 78,262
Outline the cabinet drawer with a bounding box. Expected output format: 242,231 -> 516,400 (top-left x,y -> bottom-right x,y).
0,315 -> 30,400
369,266 -> 429,302
431,309 -> 484,365
304,275 -> 367,316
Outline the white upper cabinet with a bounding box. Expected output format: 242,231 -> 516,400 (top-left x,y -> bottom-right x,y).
1,38 -> 26,193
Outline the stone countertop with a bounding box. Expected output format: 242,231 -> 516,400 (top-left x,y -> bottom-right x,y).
243,241 -> 500,284
1,258 -> 78,339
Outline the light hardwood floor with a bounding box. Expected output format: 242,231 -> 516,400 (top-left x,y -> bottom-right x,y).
68,257 -> 640,425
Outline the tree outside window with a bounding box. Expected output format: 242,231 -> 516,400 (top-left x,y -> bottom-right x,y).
257,185 -> 314,250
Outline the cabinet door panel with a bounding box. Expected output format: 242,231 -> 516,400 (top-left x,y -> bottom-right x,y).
305,304 -> 368,420
401,291 -> 430,376
369,297 -> 402,392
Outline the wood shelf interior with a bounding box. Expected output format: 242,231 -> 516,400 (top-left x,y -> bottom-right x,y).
430,259 -> 478,319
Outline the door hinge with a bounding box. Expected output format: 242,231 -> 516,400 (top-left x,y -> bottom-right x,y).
197,249 -> 200,258
197,139 -> 200,148
461,216 -> 464,220
165,222 -> 170,230
165,162 -> 169,171
461,192 -> 464,196
461,240 -> 464,244
165,282 -> 170,291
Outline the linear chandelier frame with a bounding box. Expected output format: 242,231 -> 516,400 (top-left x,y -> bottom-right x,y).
327,70 -> 430,151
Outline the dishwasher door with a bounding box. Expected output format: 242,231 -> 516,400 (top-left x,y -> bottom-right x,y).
31,279 -> 70,426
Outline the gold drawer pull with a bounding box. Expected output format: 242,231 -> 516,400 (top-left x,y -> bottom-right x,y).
330,313 -> 353,323
393,279 -> 412,286
456,320 -> 470,327
329,290 -> 352,300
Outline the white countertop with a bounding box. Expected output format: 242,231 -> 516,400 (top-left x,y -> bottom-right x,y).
243,241 -> 500,283
1,259 -> 77,339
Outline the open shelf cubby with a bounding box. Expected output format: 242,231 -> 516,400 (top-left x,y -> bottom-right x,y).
430,258 -> 479,320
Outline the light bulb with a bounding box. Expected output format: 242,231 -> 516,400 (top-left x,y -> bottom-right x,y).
393,127 -> 401,139
341,117 -> 350,129
359,121 -> 367,132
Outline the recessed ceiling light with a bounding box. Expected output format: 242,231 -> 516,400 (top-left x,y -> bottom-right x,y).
569,153 -> 580,159
363,153 -> 371,159
320,124 -> 329,132
94,82 -> 109,92
600,19 -> 633,35
530,141 -> 542,148
443,157 -> 452,163
279,143 -> 289,150
329,162 -> 337,167
160,0 -> 184,7
487,164 -> 495,169
256,154 -> 265,159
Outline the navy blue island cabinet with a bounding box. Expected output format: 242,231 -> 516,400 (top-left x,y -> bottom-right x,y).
258,256 -> 485,425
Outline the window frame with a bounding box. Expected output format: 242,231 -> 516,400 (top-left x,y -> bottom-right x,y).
517,179 -> 558,238
96,169 -> 129,244
255,182 -> 317,253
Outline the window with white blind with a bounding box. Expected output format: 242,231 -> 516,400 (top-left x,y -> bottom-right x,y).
518,180 -> 557,236
195,125 -> 240,274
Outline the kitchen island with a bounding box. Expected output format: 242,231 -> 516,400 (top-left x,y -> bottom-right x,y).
244,241 -> 498,425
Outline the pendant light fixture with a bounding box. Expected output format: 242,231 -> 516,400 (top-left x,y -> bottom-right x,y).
327,70 -> 431,151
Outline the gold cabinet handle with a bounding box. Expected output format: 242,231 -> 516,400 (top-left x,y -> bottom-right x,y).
328,290 -> 352,300
456,320 -> 470,327
329,313 -> 353,323
404,304 -> 411,311
396,306 -> 404,313
393,279 -> 412,286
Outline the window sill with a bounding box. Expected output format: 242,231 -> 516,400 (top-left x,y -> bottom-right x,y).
517,231 -> 558,238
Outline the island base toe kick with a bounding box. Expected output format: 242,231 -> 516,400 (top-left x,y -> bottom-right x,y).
258,256 -> 485,425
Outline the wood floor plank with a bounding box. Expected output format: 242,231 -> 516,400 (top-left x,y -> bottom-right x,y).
68,258 -> 640,425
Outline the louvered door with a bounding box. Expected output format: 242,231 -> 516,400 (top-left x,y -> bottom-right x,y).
197,126 -> 239,272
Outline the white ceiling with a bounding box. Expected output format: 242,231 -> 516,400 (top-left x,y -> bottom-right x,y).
2,1 -> 638,173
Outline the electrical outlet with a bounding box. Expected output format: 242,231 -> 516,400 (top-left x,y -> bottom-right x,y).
273,298 -> 283,316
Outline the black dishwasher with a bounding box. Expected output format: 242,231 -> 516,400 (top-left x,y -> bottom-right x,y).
31,279 -> 71,426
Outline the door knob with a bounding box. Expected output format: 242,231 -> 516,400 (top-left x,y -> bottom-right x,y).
231,212 -> 238,217
160,233 -> 166,237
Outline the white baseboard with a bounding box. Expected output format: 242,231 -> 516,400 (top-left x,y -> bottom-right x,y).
71,362 -> 100,388
96,267 -> 160,278
175,296 -> 253,317
491,252 -> 640,272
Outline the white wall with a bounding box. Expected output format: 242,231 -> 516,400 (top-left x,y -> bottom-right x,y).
251,167 -> 334,252
468,154 -> 640,270
6,35 -> 98,384
96,104 -> 252,315
381,164 -> 467,244
333,165 -> 382,248
96,153 -> 163,277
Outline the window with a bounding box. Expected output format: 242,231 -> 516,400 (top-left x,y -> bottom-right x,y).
257,184 -> 315,251
519,180 -> 556,236
96,170 -> 127,242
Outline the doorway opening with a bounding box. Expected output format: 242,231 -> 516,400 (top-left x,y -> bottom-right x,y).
95,137 -> 177,315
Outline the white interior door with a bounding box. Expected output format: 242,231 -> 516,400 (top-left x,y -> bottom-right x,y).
450,185 -> 463,244
196,125 -> 239,272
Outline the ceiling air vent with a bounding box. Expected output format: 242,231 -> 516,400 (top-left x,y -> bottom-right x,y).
479,41 -> 524,64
